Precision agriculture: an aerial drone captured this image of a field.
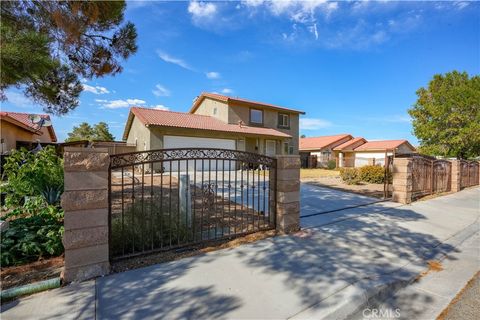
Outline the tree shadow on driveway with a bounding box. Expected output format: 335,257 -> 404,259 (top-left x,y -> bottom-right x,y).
96,256 -> 242,320
236,204 -> 463,316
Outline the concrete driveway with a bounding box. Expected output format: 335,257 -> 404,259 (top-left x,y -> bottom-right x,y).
300,183 -> 382,217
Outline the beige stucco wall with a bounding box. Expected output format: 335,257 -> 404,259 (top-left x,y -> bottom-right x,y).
193,97 -> 229,122
228,104 -> 300,155
126,116 -> 150,151
0,120 -> 54,153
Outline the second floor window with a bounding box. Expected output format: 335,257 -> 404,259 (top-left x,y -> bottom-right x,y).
278,113 -> 290,128
250,109 -> 263,125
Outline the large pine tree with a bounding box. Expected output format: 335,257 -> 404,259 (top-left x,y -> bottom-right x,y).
1,1 -> 137,115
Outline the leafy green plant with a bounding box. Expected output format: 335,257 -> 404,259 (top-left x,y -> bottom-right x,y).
2,146 -> 63,207
358,165 -> 386,184
339,168 -> 361,185
327,160 -> 337,170
1,198 -> 64,267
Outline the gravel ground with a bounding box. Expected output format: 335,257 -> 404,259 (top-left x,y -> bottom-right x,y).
438,271 -> 480,320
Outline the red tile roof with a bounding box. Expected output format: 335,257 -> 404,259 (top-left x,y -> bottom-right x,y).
190,92 -> 305,114
0,111 -> 57,142
300,134 -> 352,151
333,137 -> 367,151
123,107 -> 292,140
354,140 -> 415,151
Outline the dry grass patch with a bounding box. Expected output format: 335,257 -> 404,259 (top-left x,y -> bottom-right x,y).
300,168 -> 339,179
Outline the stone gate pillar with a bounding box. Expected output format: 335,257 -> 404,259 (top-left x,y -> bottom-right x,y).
275,155 -> 301,233
392,157 -> 413,204
451,160 -> 461,192
62,148 -> 110,282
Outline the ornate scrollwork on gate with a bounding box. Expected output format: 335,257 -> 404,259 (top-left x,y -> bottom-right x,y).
110,148 -> 277,169
202,183 -> 215,210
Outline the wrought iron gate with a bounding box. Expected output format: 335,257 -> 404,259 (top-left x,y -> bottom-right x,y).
108,148 -> 277,260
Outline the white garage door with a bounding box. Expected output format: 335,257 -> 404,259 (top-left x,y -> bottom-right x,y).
163,136 -> 236,171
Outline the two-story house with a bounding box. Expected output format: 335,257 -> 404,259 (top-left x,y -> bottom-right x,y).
122,92 -> 305,157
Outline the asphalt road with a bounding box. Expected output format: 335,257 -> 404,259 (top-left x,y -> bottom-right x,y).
439,272 -> 480,320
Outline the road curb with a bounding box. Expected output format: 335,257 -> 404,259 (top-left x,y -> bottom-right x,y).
290,220 -> 480,320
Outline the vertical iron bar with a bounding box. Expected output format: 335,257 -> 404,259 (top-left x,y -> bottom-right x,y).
121,167 -> 125,256
169,160 -> 172,247
201,159 -> 204,241
209,159 -> 212,240
234,160 -> 238,235
241,163 -> 245,233
141,163 -> 145,252
177,159 -> 180,245
263,166 -> 266,229
193,159 -> 197,242
215,159 -> 218,239
221,159 -> 225,237
257,165 -> 261,231
246,163 -> 250,232
228,160 -> 231,236
185,159 -> 189,243
131,165 -> 135,254
150,165 -> 154,250
160,162 -> 164,248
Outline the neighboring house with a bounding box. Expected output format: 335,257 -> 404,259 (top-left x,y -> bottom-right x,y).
301,134 -> 416,168
123,92 -> 305,158
332,137 -> 368,167
349,140 -> 416,167
0,111 -> 57,154
299,134 -> 353,167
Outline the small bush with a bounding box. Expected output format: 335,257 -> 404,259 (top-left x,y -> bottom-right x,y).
1,198 -> 64,267
339,168 -> 361,185
359,165 -> 386,184
2,146 -> 63,207
327,160 -> 336,170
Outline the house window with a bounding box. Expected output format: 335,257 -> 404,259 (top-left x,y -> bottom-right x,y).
213,107 -> 217,115
284,142 -> 289,154
278,113 -> 290,128
250,109 -> 263,125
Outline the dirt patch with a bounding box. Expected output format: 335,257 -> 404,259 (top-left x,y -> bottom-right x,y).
415,260 -> 444,281
302,176 -> 387,198
111,229 -> 276,273
1,256 -> 64,290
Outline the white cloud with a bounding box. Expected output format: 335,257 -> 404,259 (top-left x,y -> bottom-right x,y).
152,84 -> 171,97
96,98 -> 146,109
221,88 -> 234,94
453,1 -> 470,10
157,50 -> 192,70
300,118 -> 332,130
151,105 -> 169,111
82,84 -> 110,95
5,91 -> 33,108
188,1 -> 217,18
206,71 -> 221,79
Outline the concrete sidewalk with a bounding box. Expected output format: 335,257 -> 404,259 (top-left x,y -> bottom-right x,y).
2,187 -> 479,320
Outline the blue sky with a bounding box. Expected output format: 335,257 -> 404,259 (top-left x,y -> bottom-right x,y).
2,0 -> 479,143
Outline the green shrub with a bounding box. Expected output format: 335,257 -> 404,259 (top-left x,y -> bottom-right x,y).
1,198 -> 64,267
2,146 -> 63,207
111,197 -> 189,256
327,160 -> 336,170
358,165 -> 386,184
339,168 -> 361,185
